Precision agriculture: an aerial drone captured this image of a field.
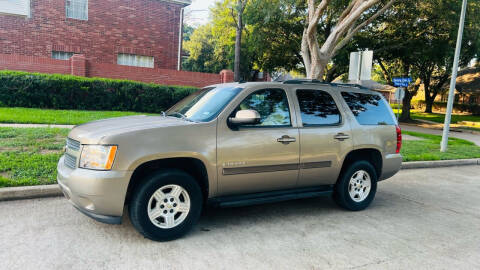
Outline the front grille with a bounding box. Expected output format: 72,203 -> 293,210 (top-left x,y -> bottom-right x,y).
66,138 -> 80,151
64,153 -> 77,169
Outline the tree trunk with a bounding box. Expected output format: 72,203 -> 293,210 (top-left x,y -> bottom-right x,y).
425,98 -> 434,113
399,89 -> 413,122
234,0 -> 243,82
301,30 -> 328,80
299,0 -> 394,81
425,90 -> 439,113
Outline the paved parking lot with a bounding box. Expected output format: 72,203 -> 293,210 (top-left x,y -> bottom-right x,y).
1,166 -> 480,270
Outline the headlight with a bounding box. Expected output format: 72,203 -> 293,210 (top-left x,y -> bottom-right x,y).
79,145 -> 118,170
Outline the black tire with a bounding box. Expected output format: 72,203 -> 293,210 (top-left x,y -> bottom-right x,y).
334,160 -> 377,211
128,169 -> 203,241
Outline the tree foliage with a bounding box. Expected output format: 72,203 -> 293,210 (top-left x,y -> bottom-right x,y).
356,0 -> 480,118
182,0 -> 362,81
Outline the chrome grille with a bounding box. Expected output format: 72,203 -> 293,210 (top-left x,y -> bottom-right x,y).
66,138 -> 80,151
64,153 -> 77,169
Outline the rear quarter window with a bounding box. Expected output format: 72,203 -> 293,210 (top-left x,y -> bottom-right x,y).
341,92 -> 395,125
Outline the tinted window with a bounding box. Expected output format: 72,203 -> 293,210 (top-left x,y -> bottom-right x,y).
297,89 -> 341,126
341,92 -> 395,125
235,89 -> 291,127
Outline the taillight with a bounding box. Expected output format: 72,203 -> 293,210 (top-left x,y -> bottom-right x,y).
396,125 -> 402,154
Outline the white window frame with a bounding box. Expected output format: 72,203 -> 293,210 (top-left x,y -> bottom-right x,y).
52,51 -> 74,60
66,0 -> 88,20
0,0 -> 31,17
117,54 -> 155,68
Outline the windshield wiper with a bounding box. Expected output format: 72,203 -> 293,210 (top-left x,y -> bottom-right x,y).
167,111 -> 195,122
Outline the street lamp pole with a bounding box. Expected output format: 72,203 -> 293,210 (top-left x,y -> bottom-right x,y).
440,0 -> 468,152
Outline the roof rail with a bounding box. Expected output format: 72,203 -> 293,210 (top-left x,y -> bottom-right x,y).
282,79 -> 369,90
282,79 -> 326,84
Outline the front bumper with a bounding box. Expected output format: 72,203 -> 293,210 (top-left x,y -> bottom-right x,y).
379,153 -> 403,181
57,155 -> 133,224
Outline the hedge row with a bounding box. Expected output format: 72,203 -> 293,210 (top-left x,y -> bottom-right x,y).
0,70 -> 199,113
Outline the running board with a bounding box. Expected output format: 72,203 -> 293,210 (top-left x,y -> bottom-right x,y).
209,186 -> 333,208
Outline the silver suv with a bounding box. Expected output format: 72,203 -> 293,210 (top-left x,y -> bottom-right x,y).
57,80 -> 402,241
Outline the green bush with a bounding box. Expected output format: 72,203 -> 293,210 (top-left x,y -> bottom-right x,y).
0,70 -> 199,113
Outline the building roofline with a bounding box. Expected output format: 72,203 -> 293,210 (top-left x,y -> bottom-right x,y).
160,0 -> 191,6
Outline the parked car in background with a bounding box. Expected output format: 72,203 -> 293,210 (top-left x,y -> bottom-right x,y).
57,80 -> 402,241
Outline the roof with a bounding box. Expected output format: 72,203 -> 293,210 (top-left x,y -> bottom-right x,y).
207,81 -> 378,95
161,0 -> 191,6
456,67 -> 480,94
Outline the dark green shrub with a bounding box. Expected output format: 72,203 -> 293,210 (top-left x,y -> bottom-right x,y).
0,70 -> 198,113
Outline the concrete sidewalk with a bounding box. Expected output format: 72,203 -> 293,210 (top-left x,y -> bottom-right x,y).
400,124 -> 480,146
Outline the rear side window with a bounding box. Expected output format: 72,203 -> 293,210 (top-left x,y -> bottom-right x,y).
341,92 -> 395,125
297,89 -> 341,126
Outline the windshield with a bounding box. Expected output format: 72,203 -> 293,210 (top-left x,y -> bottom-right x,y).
166,86 -> 243,122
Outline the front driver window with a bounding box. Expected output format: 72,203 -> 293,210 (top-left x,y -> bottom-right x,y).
234,88 -> 291,127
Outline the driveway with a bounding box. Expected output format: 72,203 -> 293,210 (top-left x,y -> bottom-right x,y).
1,166 -> 480,269
401,124 -> 480,146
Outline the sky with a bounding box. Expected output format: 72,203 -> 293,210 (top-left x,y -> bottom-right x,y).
184,0 -> 219,26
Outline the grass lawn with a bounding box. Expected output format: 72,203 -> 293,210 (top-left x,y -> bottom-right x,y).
0,127 -> 69,187
0,127 -> 479,188
0,107 -> 156,125
401,131 -> 480,161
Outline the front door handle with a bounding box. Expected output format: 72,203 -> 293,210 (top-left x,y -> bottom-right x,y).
277,135 -> 296,144
334,133 -> 350,141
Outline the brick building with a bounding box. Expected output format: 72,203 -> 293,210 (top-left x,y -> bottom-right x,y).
0,0 -> 234,87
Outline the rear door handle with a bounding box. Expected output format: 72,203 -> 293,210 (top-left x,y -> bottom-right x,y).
277,135 -> 296,144
334,133 -> 350,141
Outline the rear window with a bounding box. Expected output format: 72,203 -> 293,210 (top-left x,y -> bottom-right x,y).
341,92 -> 395,125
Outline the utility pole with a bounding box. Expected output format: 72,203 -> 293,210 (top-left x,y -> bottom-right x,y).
440,0 -> 467,152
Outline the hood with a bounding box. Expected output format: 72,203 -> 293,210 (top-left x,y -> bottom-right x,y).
68,115 -> 195,144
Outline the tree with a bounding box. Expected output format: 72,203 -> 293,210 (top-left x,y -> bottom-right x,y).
182,24 -> 230,73
356,0 -> 480,120
234,0 -> 248,81
415,0 -> 480,113
183,24 -> 195,42
182,0 -> 396,82
301,0 -> 395,80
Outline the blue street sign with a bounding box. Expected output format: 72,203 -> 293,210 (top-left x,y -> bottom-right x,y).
392,77 -> 412,87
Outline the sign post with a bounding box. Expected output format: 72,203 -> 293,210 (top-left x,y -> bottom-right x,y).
348,50 -> 373,82
394,88 -> 405,120
392,77 -> 412,121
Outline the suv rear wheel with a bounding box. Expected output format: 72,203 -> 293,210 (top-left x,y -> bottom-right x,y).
334,160 -> 377,211
129,169 -> 203,241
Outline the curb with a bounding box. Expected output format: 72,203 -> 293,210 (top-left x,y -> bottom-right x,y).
401,158 -> 480,170
0,184 -> 62,201
0,123 -> 75,129
1,159 -> 479,202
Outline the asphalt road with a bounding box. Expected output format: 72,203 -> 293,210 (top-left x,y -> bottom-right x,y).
1,166 -> 480,270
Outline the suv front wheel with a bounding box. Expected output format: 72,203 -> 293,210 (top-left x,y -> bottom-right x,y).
334,160 -> 377,211
129,169 -> 203,241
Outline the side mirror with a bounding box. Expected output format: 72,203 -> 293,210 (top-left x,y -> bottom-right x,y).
228,109 -> 261,125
